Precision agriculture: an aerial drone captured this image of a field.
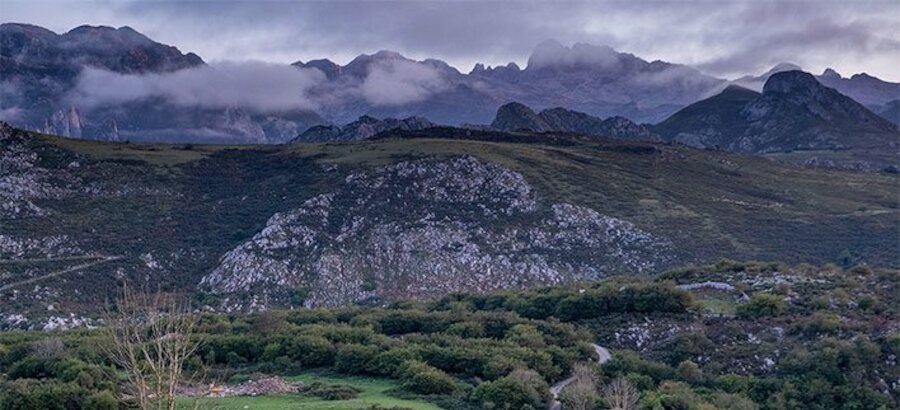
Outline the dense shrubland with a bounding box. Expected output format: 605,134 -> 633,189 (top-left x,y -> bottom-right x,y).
0,262 -> 897,409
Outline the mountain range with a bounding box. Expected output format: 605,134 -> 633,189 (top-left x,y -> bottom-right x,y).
293,115 -> 436,142
489,102 -> 660,141
654,71 -> 898,169
1,23 -> 897,164
0,23 -> 327,143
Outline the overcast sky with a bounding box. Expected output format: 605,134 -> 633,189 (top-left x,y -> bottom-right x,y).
3,0 -> 899,81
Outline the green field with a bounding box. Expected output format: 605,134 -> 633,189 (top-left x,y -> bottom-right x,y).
179,371 -> 441,410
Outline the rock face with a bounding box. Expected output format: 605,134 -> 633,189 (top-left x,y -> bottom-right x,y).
654,71 -> 898,163
200,156 -> 672,310
873,100 -> 900,125
0,23 -> 326,143
293,115 -> 437,142
491,102 -> 660,141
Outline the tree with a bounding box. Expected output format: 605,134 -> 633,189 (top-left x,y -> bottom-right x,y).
102,285 -> 200,410
559,362 -> 601,410
603,378 -> 639,410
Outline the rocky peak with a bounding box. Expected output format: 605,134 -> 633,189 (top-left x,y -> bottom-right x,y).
469,62 -> 522,81
0,22 -> 58,43
766,62 -> 803,75
820,68 -> 842,80
491,102 -> 547,132
63,25 -> 153,48
292,58 -> 341,80
762,70 -> 823,96
526,40 -> 626,71
342,49 -> 414,77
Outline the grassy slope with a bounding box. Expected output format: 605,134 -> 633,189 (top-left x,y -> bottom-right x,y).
5,130 -> 898,316
288,137 -> 898,264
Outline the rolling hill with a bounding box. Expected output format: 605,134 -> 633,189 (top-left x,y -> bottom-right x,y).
1,122 -> 898,328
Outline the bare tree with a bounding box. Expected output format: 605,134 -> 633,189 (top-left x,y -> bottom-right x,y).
102,284 -> 200,410
31,337 -> 65,359
603,378 -> 639,410
560,362 -> 600,410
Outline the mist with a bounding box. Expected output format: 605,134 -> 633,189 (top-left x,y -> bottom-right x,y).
360,59 -> 449,106
67,61 -> 326,112
66,58 -> 452,113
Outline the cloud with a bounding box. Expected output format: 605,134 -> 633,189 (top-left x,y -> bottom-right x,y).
64,57 -> 453,112
67,61 -> 326,112
0,107 -> 24,122
360,59 -> 449,106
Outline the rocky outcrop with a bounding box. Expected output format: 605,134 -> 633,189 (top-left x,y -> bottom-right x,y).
201,156 -> 672,310
0,123 -> 84,218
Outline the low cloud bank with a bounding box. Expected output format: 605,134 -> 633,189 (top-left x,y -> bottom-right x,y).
68,61 -> 326,112
66,58 -> 451,113
360,59 -> 449,106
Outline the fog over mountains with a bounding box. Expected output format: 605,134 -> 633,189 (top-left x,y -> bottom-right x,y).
1,23 -> 898,145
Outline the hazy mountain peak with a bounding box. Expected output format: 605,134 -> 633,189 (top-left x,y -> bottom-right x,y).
762,70 -> 822,95
527,39 -> 624,69
64,24 -> 153,46
0,22 -> 58,39
292,58 -> 341,79
849,72 -> 878,81
820,68 -> 842,79
767,62 -> 802,74
722,84 -> 758,94
371,49 -> 407,60
469,61 -> 521,77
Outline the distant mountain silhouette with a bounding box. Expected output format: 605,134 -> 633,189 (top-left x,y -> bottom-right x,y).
654,71 -> 898,168
491,102 -> 659,141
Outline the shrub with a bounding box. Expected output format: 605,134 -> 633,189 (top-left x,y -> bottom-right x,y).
445,321 -> 485,338
334,344 -> 380,375
736,293 -> 787,318
676,360 -> 705,385
366,347 -> 420,376
398,360 -> 458,395
286,335 -> 335,367
0,379 -> 89,410
302,382 -> 363,400
83,390 -> 118,410
471,369 -> 550,410
790,312 -> 844,337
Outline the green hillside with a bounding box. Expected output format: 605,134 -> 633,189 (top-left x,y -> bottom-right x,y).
1,124 -> 897,324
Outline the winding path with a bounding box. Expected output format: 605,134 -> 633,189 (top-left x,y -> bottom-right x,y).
550,343 -> 611,410
0,255 -> 122,292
